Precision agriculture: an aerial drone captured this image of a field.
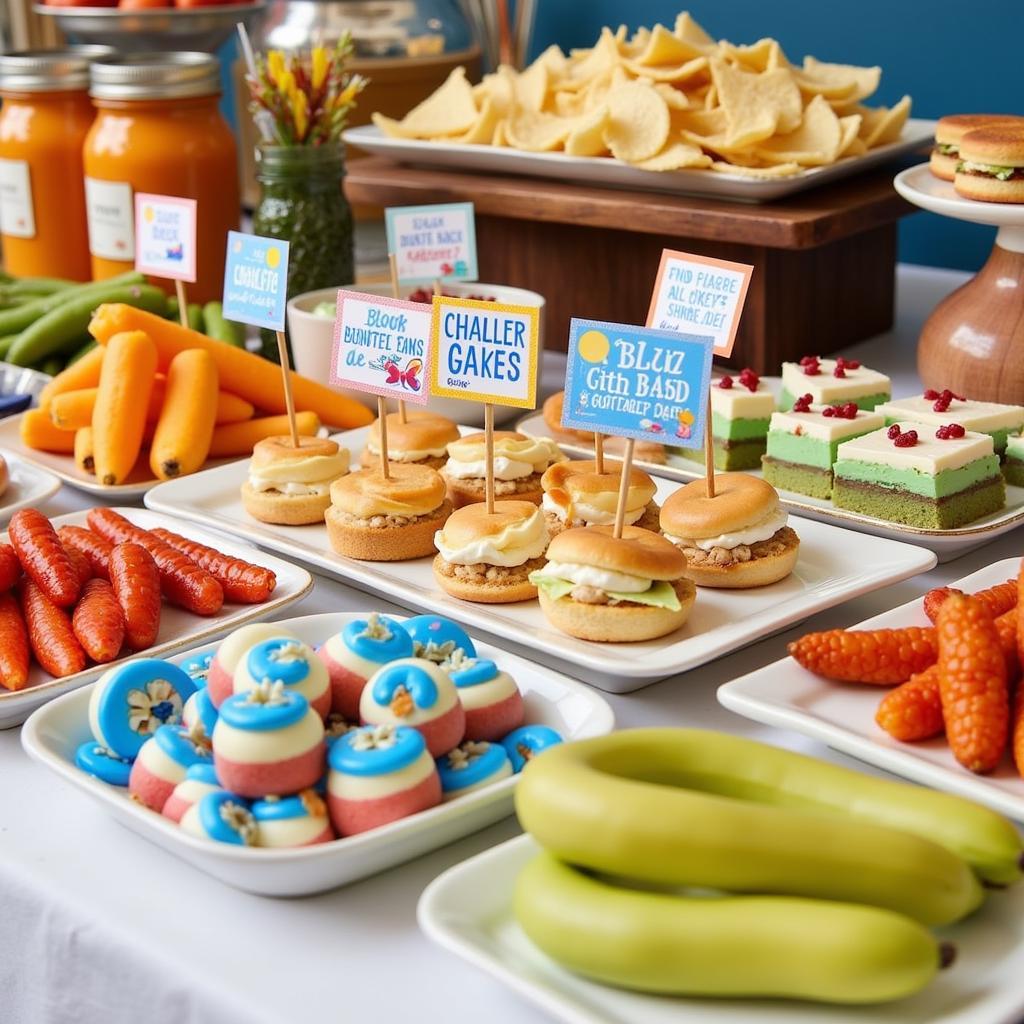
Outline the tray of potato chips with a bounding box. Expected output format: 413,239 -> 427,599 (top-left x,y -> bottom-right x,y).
351,15 -> 928,202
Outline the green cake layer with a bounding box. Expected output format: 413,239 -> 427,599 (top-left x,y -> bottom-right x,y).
779,387 -> 890,412
832,477 -> 1006,529
710,412 -> 771,442
681,438 -> 766,471
880,417 -> 1016,457
832,454 -> 1000,499
1004,456 -> 1024,488
766,429 -> 855,470
762,456 -> 833,499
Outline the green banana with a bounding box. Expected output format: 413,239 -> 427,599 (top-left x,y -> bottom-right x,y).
515,852 -> 948,1004
515,729 -> 1014,926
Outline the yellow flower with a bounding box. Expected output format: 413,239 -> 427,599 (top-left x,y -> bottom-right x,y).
311,46 -> 328,91
335,75 -> 364,109
292,90 -> 309,140
266,50 -> 285,85
277,69 -> 296,100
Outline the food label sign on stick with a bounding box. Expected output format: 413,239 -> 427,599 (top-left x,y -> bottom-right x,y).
385,202 -> 478,285
562,318 -> 714,449
430,295 -> 539,409
330,291 -> 432,404
647,250 -> 753,358
221,230 -> 290,331
134,193 -> 197,283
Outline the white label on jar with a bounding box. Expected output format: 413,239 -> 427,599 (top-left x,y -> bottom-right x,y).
0,159 -> 36,239
85,177 -> 134,261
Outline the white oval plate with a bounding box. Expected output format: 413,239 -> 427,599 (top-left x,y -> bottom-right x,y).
0,448 -> 61,525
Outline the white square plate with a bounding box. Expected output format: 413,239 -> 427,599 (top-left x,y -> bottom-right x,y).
21,612 -> 615,896
718,558 -> 1024,822
144,425 -> 937,692
418,833 -> 1024,1024
0,507 -> 313,728
0,447 -> 61,525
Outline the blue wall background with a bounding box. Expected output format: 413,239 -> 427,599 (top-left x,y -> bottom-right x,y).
526,1 -> 1022,272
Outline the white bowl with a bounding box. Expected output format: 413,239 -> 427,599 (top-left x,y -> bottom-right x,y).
287,282 -> 546,428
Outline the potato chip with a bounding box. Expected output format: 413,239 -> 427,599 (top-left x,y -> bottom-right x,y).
553,90 -> 588,118
515,60 -> 549,111
505,109 -> 574,152
633,141 -> 712,170
803,57 -> 881,103
603,81 -> 671,162
623,55 -> 709,84
383,66 -> 478,138
718,38 -> 782,74
565,106 -> 610,157
624,26 -> 652,59
535,45 -> 568,76
635,23 -> 707,66
370,112 -> 408,139
474,66 -> 516,115
674,12 -> 715,50
451,98 -> 502,146
491,119 -> 508,147
710,160 -> 802,178
837,114 -> 863,157
653,82 -> 690,110
711,59 -> 802,146
704,84 -> 718,110
790,68 -> 859,102
861,95 -> 912,147
754,94 -> 842,165
565,28 -> 622,85
674,106 -> 729,138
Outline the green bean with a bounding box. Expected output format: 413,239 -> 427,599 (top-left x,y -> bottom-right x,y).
0,277 -> 77,299
67,339 -> 98,366
7,282 -> 167,367
166,296 -> 181,322
0,334 -> 17,360
202,301 -> 247,347
187,303 -> 204,332
0,271 -> 145,338
40,356 -> 64,377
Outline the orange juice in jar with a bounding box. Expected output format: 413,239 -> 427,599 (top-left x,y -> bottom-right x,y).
83,53 -> 240,303
0,48 -> 110,281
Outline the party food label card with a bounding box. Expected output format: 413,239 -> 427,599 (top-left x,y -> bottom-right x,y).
647,249 -> 753,358
331,291 -> 432,404
134,193 -> 197,282
430,295 -> 539,408
222,230 -> 290,331
563,318 -> 714,449
385,202 -> 478,285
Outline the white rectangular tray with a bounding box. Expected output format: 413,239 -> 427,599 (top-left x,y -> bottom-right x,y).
344,120 -> 935,203
0,507 -> 313,728
718,558 -> 1024,822
145,425 -> 936,693
0,448 -> 61,525
418,833 -> 1024,1024
517,410 -> 1024,563
21,612 -> 614,896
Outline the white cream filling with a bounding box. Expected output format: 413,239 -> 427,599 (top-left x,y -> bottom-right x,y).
541,561 -> 652,594
665,506 -> 788,551
327,747 -> 436,800
249,478 -> 332,496
212,712 -> 324,764
541,492 -> 644,526
444,456 -> 535,481
435,508 -> 549,567
248,452 -> 349,495
365,441 -> 449,462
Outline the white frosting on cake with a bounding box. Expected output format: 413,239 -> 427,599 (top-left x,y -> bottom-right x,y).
454,669 -> 519,711
359,660 -> 460,728
875,396 -> 1024,433
710,382 -> 775,419
782,359 -> 890,403
327,746 -> 436,800
212,710 -> 324,764
768,406 -> 885,442
835,422 -> 995,473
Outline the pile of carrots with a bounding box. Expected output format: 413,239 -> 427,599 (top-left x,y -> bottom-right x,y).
21,304 -> 373,486
0,506 -> 280,691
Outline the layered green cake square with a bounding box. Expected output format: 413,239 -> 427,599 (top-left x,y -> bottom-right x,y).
779,358 -> 891,412
832,422 -> 1006,529
762,405 -> 885,498
1005,433 -> 1024,487
680,375 -> 775,471
875,394 -> 1024,458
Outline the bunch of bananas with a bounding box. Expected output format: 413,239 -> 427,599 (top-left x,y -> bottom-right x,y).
513,729 -> 1023,1004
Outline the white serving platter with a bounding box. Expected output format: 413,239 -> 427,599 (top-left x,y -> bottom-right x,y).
145,425 -> 936,693
718,558 -> 1024,822
0,507 -> 312,728
0,448 -> 61,525
21,612 -> 615,896
517,407 -> 1024,563
418,833 -> 1024,1024
344,120 -> 935,203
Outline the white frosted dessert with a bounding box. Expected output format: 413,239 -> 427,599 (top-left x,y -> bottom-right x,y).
875,393 -> 1024,455
780,357 -> 890,410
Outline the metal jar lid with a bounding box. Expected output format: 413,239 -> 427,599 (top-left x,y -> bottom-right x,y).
89,52 -> 221,101
0,46 -> 113,93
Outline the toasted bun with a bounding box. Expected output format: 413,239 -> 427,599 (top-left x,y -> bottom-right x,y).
250,435 -> 339,467
439,499 -> 540,546
953,172 -> 1024,204
432,555 -> 538,603
935,114 -> 1024,147
676,531 -> 799,589
330,463 -> 446,518
454,429 -> 526,448
366,410 -> 459,453
545,525 -> 687,582
240,483 -> 332,525
660,473 -> 778,540
538,580 -> 695,642
0,453 -> 7,500
542,391 -> 593,441
604,434 -> 667,465
958,125 -> 1024,166
541,460 -> 656,515
929,148 -> 958,182
445,477 -> 543,510
326,501 -> 452,561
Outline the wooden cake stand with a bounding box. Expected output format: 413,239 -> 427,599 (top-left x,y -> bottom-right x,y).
895,164 -> 1024,402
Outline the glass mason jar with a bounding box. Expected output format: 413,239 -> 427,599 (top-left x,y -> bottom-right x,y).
253,142 -> 353,360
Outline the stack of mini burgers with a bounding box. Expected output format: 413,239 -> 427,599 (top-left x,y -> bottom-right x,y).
930,113 -> 1024,203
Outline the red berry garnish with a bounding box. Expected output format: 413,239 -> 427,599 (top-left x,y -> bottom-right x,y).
834,365 -> 846,378
799,355 -> 817,365
792,393 -> 813,413
800,355 -> 821,376
738,367 -> 760,392
923,388 -> 940,400
822,406 -> 835,417
718,375 -> 734,389
838,358 -> 861,370
893,429 -> 918,448
887,424 -> 902,439
936,423 -> 965,440
841,403 -> 858,418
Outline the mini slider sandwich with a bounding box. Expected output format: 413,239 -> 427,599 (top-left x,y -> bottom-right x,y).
954,124 -> 1024,203
930,114 -> 1024,182
541,459 -> 659,536
529,525 -> 696,642
360,410 -> 460,470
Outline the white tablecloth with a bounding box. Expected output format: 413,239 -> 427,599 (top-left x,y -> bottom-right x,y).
2,263 -> 1008,1024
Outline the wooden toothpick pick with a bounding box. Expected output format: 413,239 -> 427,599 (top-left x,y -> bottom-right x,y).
704,392 -> 715,499
275,330 -> 300,449
175,279 -> 189,330
594,432 -> 604,474
377,396 -> 391,480
613,438 -> 635,539
484,402 -> 495,515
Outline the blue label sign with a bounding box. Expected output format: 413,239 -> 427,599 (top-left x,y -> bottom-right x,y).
562,318 -> 714,449
222,230 -> 290,331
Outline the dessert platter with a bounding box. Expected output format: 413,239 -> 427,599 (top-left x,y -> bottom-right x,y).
21,610 -> 615,895
144,422 -> 936,692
